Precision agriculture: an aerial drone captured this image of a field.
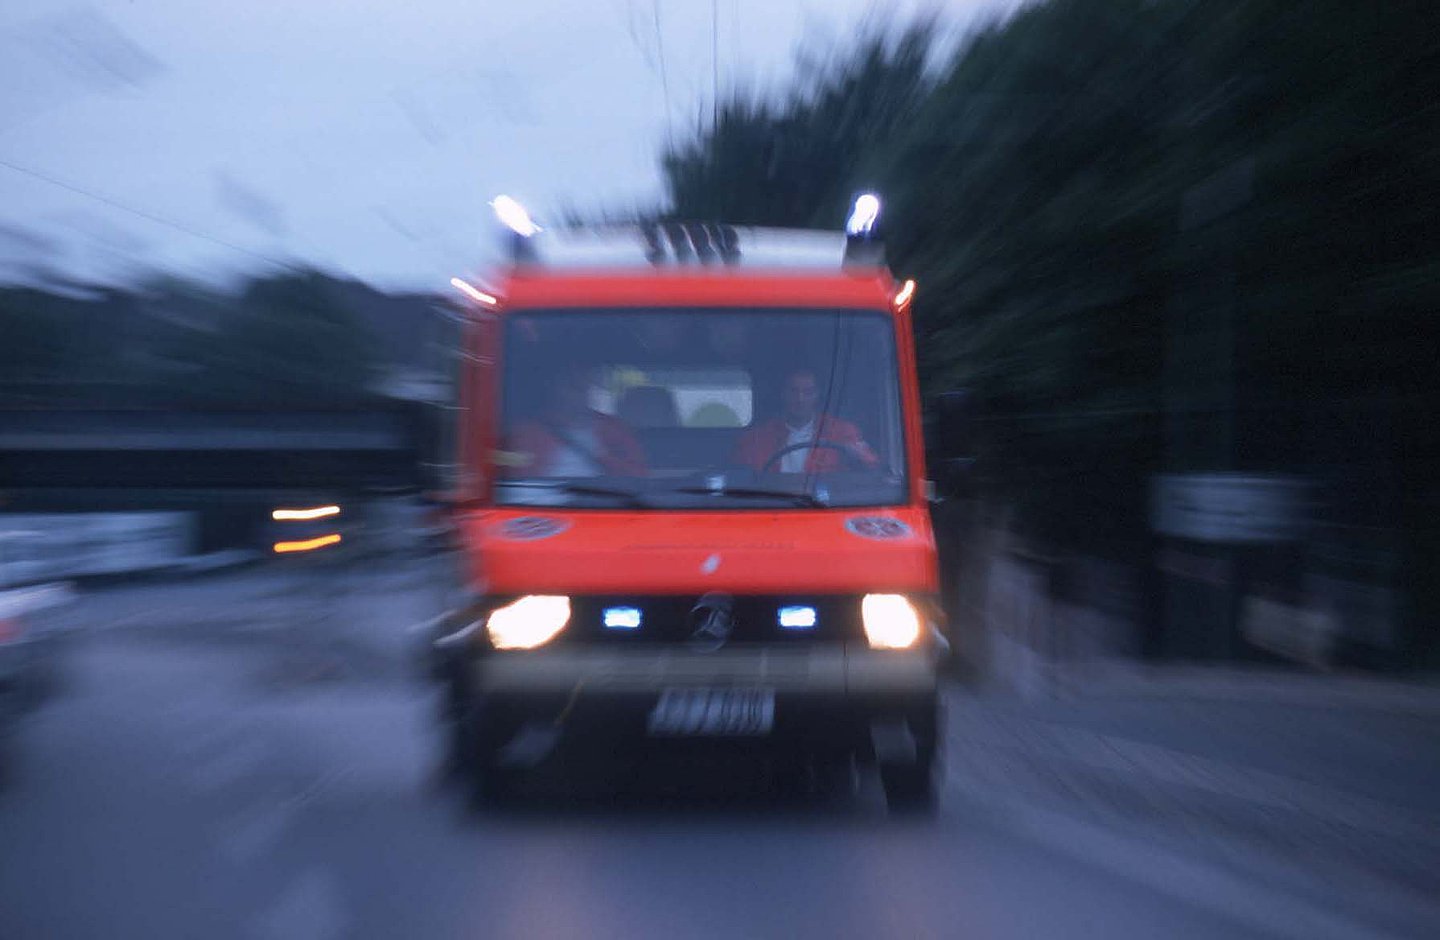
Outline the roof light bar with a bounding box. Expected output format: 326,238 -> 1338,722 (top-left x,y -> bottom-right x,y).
494,218 -> 885,270
523,226 -> 840,269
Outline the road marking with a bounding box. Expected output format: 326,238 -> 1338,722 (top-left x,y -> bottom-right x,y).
961,783 -> 1434,938
191,739 -> 268,791
172,700 -> 249,736
0,581 -> 76,617
947,715 -> 1440,847
405,611 -> 452,635
942,707 -> 1440,939
218,802 -> 297,865
250,868 -> 348,940
944,779 -> 1426,940
174,725 -> 240,760
282,767 -> 355,810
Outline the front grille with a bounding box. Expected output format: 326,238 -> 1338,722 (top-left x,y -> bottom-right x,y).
559,595 -> 863,645
580,648 -> 823,686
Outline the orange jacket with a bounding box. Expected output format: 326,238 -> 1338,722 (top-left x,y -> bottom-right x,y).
733,415 -> 879,473
506,412 -> 648,476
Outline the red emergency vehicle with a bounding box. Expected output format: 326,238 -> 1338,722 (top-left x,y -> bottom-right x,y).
430,195 -> 946,811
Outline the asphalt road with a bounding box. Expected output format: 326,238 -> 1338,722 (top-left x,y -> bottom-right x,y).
0,571 -> 1276,940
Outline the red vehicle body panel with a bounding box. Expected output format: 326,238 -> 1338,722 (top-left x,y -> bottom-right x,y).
452,267 -> 935,598
500,270 -> 897,310
461,506 -> 937,596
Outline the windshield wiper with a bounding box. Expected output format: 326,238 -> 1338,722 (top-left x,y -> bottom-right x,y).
497,480 -> 649,508
670,485 -> 828,508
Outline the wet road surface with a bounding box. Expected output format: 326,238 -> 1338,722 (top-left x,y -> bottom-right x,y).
0,572 -> 1275,940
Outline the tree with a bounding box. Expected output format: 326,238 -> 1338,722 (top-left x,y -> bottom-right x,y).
662,22 -> 936,227
161,271 -> 383,407
655,0 -> 1440,568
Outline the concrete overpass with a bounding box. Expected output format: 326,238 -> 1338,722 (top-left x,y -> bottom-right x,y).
0,405 -> 447,562
0,405 -> 437,495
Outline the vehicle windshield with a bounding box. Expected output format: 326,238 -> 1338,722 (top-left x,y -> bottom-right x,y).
496,307 -> 907,509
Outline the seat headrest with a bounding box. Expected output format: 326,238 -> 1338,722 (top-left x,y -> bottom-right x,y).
617,385 -> 680,428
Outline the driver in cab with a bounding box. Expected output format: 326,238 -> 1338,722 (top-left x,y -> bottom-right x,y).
733,368 -> 879,473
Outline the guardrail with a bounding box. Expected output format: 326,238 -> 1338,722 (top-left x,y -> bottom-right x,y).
0,582 -> 77,619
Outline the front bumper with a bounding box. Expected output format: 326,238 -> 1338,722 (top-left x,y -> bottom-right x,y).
468,644 -> 938,757
473,644 -> 937,696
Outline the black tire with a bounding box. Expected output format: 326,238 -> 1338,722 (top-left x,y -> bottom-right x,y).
469,764 -> 518,809
434,670 -> 471,786
880,759 -> 936,814
812,750 -> 857,800
880,701 -> 940,814
768,753 -> 813,801
455,700 -> 520,811
0,709 -> 17,791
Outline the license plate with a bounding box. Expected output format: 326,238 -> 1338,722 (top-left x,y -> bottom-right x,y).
647,688 -> 774,736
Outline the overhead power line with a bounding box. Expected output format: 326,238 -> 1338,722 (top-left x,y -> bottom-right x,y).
654,0 -> 673,150
711,0 -> 719,134
0,156 -> 296,270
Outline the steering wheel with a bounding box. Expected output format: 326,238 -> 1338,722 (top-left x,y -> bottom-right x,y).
760,440 -> 865,473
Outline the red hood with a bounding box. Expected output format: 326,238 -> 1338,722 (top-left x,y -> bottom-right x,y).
460,507 -> 937,595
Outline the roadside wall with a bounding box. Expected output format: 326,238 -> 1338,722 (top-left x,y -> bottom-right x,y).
942,508 -> 1411,691
940,507 -> 1147,696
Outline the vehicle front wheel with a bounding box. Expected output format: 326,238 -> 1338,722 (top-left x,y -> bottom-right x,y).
879,758 -> 936,814
468,764 -> 518,809
455,702 -> 520,811
879,703 -> 939,814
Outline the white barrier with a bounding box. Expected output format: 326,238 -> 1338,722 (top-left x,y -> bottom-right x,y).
0,582 -> 77,618
1,512 -> 196,585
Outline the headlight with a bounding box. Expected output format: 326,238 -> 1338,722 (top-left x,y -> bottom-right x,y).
486,595 -> 571,650
861,594 -> 922,650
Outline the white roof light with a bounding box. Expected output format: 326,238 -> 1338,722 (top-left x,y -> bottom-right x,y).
846,193 -> 881,236
491,195 -> 540,237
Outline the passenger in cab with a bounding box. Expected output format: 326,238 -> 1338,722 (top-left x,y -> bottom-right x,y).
732,368 -> 879,473
507,368 -> 647,477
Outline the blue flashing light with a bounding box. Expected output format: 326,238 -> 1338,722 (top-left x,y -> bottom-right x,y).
603,606 -> 642,630
778,605 -> 818,630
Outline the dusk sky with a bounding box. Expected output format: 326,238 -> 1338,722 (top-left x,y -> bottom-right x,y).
0,1 -> 1014,291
